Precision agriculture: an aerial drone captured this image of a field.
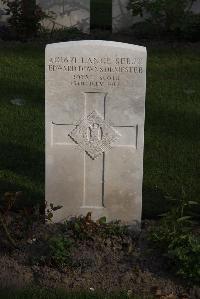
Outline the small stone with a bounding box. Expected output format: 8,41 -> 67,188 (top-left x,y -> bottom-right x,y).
10,98 -> 25,106
27,238 -> 36,244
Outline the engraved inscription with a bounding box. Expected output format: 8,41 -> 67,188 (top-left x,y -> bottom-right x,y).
69,110 -> 121,160
48,55 -> 144,88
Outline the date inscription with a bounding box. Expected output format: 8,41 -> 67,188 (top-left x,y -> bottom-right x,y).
48,56 -> 144,88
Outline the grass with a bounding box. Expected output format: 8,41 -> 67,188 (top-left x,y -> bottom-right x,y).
0,288 -> 151,299
143,45 -> 200,217
0,43 -> 44,205
0,42 -> 199,217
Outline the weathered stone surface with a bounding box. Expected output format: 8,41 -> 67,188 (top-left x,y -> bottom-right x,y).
112,0 -> 200,32
45,40 -> 147,225
112,0 -> 135,32
37,0 -> 90,33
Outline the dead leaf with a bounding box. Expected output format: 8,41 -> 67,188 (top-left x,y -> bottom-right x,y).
85,212 -> 92,223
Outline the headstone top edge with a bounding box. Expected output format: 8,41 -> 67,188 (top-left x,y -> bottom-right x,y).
46,40 -> 146,53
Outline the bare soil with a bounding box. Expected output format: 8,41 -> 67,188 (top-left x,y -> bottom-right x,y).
0,213 -> 199,299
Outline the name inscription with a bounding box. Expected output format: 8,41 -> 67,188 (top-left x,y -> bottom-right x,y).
48,56 -> 144,88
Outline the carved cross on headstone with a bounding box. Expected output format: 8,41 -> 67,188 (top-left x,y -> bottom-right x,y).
52,92 -> 137,209
46,40 -> 146,224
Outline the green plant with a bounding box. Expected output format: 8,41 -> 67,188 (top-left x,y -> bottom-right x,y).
2,0 -> 47,40
99,218 -> 128,238
149,189 -> 200,283
168,234 -> 200,281
65,213 -> 128,241
128,0 -> 199,36
47,234 -> 73,268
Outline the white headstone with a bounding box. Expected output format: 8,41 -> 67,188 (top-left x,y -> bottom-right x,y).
38,0 -> 90,33
112,0 -> 200,32
46,40 -> 146,226
112,0 -> 134,32
0,1 -> 9,24
191,0 -> 200,13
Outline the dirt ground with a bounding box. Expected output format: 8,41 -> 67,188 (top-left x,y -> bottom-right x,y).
0,213 -> 199,299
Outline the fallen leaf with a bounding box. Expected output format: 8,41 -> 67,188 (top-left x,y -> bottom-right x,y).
85,212 -> 92,223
